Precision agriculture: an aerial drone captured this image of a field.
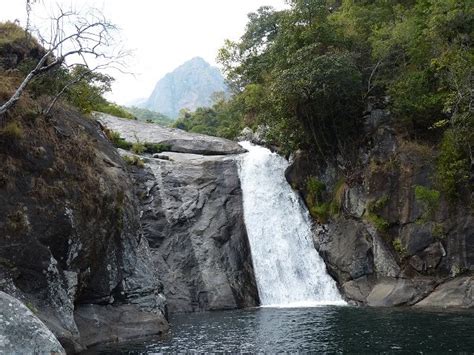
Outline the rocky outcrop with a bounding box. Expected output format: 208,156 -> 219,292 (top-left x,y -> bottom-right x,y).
0,108 -> 168,352
96,112 -> 245,155
0,291 -> 65,354
74,304 -> 169,348
126,152 -> 259,313
286,100 -> 473,308
415,276 -> 473,308
96,112 -> 259,314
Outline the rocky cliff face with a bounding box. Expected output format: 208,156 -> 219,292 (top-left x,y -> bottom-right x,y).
0,109 -> 168,352
145,57 -> 227,118
285,102 -> 474,308
128,154 -> 259,312
100,114 -> 259,313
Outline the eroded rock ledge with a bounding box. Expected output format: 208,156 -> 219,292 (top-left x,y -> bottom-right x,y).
95,112 -> 246,155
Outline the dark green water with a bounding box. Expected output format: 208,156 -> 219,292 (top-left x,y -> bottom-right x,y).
93,306 -> 474,353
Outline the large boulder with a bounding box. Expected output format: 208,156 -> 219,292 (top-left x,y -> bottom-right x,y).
414,276 -> 473,308
96,112 -> 245,155
366,278 -> 435,307
128,152 -> 259,313
0,291 -> 65,354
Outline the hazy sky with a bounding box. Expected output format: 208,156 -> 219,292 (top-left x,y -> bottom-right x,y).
2,0 -> 287,104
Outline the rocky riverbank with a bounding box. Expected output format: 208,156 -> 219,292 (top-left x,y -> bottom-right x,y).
284,102 -> 473,307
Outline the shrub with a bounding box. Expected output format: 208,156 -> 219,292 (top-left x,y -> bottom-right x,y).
96,102 -> 135,120
1,121 -> 23,139
436,129 -> 470,200
310,203 -> 330,224
392,238 -> 407,257
105,129 -> 132,150
366,212 -> 389,233
415,185 -> 440,221
123,155 -> 144,168
143,143 -> 172,154
131,142 -> 145,154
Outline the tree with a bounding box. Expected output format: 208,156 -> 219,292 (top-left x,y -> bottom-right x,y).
0,6 -> 126,116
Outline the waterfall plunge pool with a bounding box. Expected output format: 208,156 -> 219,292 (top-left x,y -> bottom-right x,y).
89,306 -> 474,354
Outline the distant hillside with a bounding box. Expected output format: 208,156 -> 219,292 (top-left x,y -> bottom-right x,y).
145,57 -> 227,118
125,106 -> 174,126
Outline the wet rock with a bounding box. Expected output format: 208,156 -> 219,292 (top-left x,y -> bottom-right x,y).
96,112 -> 245,155
415,276 -> 473,308
0,291 -> 65,354
75,304 -> 168,348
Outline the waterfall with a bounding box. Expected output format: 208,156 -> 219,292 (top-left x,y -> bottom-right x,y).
238,142 -> 345,307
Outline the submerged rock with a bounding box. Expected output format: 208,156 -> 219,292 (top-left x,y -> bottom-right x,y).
74,304 -> 168,348
0,291 -> 65,354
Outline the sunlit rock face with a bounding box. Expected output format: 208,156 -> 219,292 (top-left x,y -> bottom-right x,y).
96,112 -> 245,155
144,57 -> 227,118
127,152 -> 259,313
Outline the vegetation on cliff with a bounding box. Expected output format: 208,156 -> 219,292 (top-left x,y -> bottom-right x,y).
177,0 -> 472,200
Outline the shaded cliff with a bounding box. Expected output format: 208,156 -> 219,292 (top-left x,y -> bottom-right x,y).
99,114 -> 259,313
0,107 -> 168,352
285,101 -> 473,307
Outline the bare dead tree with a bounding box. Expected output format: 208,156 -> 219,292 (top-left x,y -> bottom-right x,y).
0,6 -> 128,116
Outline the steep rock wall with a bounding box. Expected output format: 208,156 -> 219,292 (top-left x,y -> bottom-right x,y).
0,109 -> 168,352
127,152 -> 259,313
285,104 -> 473,308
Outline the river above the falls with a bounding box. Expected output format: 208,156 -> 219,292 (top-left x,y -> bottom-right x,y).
90,306 -> 474,353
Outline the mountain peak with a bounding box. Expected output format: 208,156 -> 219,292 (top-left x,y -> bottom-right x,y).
145,57 -> 227,118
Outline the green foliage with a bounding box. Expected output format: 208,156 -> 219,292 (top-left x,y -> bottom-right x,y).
131,142 -> 145,155
368,195 -> 390,213
105,129 -> 132,150
96,102 -> 135,119
310,202 -> 330,223
173,95 -> 244,139
305,176 -> 346,222
365,194 -> 391,232
125,106 -> 173,126
143,143 -> 171,154
214,0 -> 473,175
366,212 -> 390,233
432,223 -> 445,240
436,129 -> 471,200
122,155 -> 144,168
0,121 -> 23,139
392,238 -> 407,257
415,185 -> 440,221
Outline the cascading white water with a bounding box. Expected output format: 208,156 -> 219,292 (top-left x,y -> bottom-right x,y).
238,141 -> 345,307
